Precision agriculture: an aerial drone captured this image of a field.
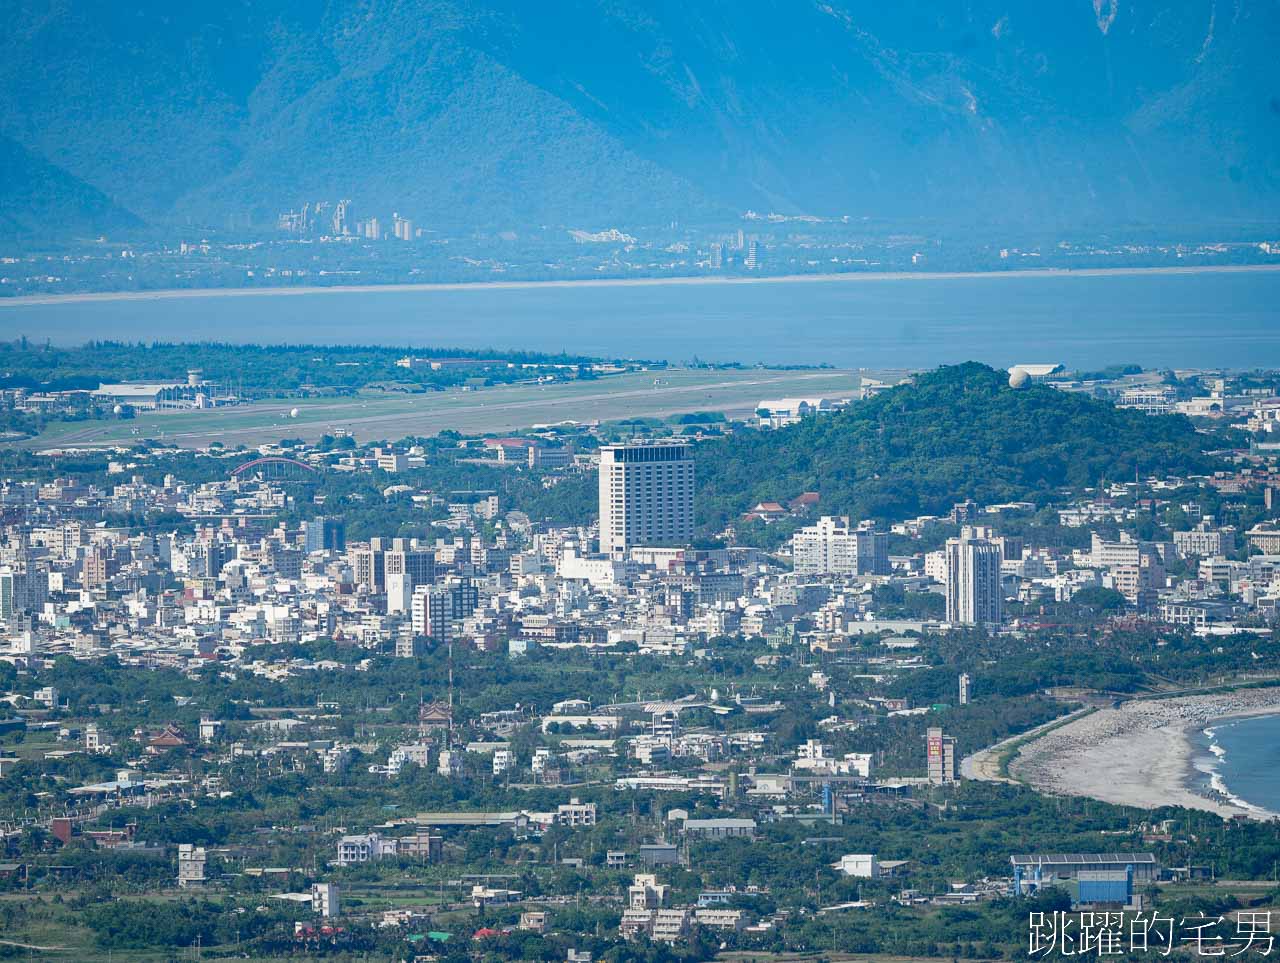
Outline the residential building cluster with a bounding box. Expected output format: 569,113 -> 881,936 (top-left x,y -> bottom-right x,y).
1,375 -> 1278,949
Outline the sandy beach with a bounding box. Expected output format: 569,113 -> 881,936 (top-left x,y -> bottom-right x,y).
1009,689 -> 1280,820
2,263 -> 1280,308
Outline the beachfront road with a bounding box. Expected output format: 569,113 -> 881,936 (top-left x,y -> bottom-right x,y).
960,707 -> 1095,784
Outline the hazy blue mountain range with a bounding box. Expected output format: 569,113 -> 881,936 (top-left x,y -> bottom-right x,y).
2,0 -> 1278,237
0,134 -> 143,237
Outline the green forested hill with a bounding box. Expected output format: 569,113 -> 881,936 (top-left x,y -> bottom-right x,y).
696,362 -> 1220,530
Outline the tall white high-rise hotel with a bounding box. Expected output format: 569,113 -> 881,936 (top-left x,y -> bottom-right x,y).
945,527 -> 1003,625
598,442 -> 695,556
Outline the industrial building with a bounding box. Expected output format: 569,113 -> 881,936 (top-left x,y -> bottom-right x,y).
1073,868 -> 1136,908
1010,853 -> 1157,883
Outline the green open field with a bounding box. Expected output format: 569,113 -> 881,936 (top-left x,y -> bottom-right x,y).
30,368 -> 858,449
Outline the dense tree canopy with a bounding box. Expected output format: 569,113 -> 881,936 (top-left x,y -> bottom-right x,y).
0,339 -> 602,393
696,362 -> 1219,530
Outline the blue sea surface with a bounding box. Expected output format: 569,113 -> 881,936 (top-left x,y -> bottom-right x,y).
1196,714 -> 1280,815
2,270 -> 1279,369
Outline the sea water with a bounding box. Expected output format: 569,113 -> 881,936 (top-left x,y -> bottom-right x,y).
1195,714 -> 1280,815
3,269 -> 1279,369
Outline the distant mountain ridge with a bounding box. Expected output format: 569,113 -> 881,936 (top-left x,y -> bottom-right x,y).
2,0 -> 1278,237
0,134 -> 142,238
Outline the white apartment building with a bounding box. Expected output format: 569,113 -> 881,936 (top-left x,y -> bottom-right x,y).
1174,522 -> 1234,557
620,908 -> 656,939
1088,532 -> 1170,569
1116,386 -> 1174,414
694,908 -> 745,930
177,844 -> 207,887
945,528 -> 1002,624
410,578 -> 478,640
556,798 -> 598,827
1199,557 -> 1242,584
387,743 -> 431,776
386,572 -> 413,615
1247,527 -> 1280,555
556,547 -> 632,587
791,516 -> 889,576
629,873 -> 667,911
336,832 -> 398,865
651,908 -> 691,943
312,882 -> 340,918
598,443 -> 694,556
320,745 -> 353,774
924,549 -> 948,583
85,723 -> 112,754
531,747 -> 552,775
834,853 -> 879,878
492,748 -> 514,775
374,448 -> 408,473
793,739 -> 833,768
1107,553 -> 1166,609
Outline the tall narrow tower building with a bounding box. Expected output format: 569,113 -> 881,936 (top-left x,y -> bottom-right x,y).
598,442 -> 695,556
945,527 -> 1003,625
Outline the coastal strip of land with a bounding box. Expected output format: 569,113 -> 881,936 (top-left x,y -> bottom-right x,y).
2,263 -> 1279,308
960,706 -> 1095,784
1007,689 -> 1280,820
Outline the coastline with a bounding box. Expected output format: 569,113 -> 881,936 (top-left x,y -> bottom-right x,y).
2,262 -> 1280,308
1009,688 -> 1280,821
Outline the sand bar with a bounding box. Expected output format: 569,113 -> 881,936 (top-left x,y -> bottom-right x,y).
2,263 -> 1280,308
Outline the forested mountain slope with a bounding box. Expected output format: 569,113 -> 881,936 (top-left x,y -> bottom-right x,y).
3,1 -> 1277,235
